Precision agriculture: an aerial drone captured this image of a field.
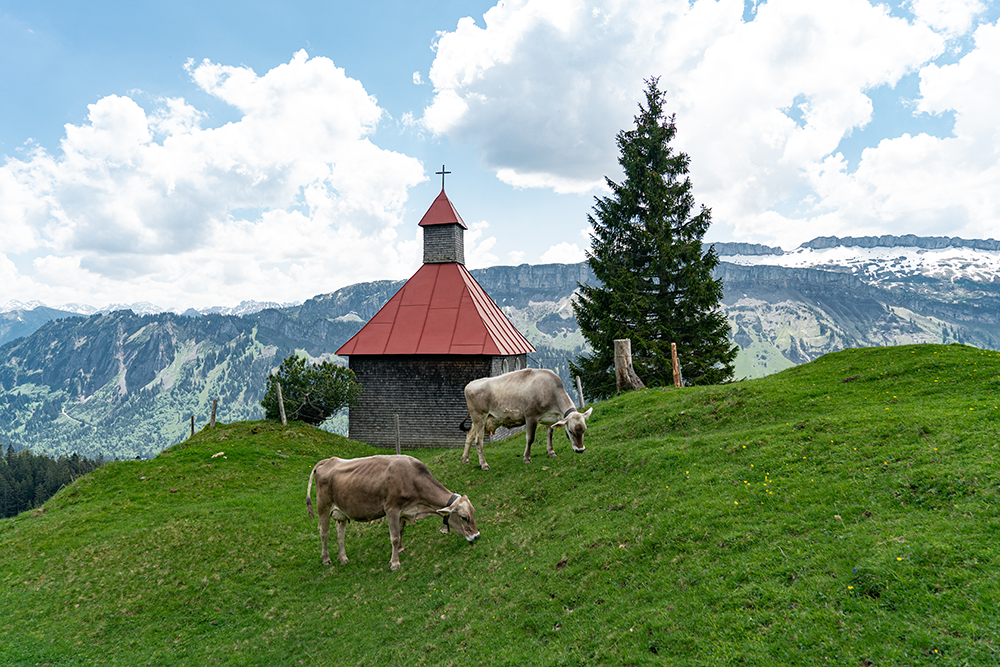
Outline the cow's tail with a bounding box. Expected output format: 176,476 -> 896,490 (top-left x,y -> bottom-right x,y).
458,413 -> 472,432
306,463 -> 317,519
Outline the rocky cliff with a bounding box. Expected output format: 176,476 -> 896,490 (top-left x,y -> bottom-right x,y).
469,263 -> 596,307
710,242 -> 784,256
801,234 -> 1000,252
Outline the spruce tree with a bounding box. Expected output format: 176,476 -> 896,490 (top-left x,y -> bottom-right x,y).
572,78 -> 737,398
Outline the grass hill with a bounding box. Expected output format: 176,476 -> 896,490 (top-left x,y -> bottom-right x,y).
2,344 -> 999,666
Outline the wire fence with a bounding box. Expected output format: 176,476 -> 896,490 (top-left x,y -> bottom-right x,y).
526,352 -> 578,388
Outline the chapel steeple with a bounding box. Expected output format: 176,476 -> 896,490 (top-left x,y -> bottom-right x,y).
418,166 -> 467,265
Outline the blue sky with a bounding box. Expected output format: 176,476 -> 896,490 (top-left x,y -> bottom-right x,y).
1,0 -> 998,311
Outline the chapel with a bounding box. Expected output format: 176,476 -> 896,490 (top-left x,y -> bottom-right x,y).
336,179 -> 535,448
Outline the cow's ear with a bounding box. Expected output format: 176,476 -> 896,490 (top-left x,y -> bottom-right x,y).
438,505 -> 455,515
581,407 -> 593,419
552,418 -> 568,429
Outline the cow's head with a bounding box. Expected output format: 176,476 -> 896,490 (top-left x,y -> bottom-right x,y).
554,407 -> 594,453
439,495 -> 480,542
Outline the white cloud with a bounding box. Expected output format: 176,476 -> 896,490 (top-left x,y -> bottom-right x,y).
420,0 -> 1000,249
804,20 -> 1000,240
423,0 -> 662,189
0,51 -> 427,309
540,241 -> 585,264
496,168 -> 603,195
507,250 -> 527,264
464,220 -> 499,268
0,162 -> 45,254
910,0 -> 985,36
149,96 -> 206,137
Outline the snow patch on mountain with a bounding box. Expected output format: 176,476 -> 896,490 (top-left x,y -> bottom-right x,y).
0,299 -> 300,316
720,245 -> 1000,285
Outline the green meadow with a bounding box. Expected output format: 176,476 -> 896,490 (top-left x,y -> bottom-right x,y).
2,343 -> 999,665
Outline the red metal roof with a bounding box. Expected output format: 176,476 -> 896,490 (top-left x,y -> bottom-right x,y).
336,262 -> 535,356
418,189 -> 468,229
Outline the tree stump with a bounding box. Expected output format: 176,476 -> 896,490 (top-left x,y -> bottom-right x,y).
614,339 -> 645,393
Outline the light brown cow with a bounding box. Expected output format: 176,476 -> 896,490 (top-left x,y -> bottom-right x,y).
306,454 -> 479,571
461,368 -> 594,470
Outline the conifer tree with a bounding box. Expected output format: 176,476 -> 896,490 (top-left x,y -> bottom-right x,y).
572,78 -> 737,398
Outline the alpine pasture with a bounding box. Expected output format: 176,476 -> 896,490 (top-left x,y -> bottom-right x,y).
2,344 -> 998,665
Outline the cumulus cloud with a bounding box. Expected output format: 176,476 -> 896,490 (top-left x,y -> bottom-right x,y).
422,0 -> 1000,248
507,250 -> 527,264
464,220 -> 500,268
910,0 -> 985,36
805,20 -> 1000,240
540,241 -> 585,264
423,0 -> 655,193
0,50 -> 426,309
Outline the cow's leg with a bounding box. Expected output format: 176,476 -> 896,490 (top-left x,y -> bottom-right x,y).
545,424 -> 558,457
461,415 -> 479,465
336,520 -> 349,565
523,419 -> 539,463
476,424 -> 490,471
318,511 -> 332,565
387,509 -> 404,571
463,415 -> 490,470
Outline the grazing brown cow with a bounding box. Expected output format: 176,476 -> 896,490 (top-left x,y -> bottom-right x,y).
461,368 -> 594,470
306,454 -> 479,571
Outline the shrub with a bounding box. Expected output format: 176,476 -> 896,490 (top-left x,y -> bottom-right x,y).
260,356 -> 361,426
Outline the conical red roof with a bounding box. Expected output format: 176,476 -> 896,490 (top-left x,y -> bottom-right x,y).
336,263 -> 535,356
418,189 -> 468,229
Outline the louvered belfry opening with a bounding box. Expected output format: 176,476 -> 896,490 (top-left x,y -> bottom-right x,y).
336,185 -> 535,448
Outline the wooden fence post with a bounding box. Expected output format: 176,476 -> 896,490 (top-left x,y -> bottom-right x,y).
276,382 -> 288,426
671,342 -> 681,388
190,415 -> 194,438
575,375 -> 585,408
614,339 -> 645,393
210,398 -> 217,428
395,414 -> 401,455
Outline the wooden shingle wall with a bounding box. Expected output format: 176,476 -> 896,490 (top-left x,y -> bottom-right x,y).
348,353 -> 527,449
422,224 -> 466,265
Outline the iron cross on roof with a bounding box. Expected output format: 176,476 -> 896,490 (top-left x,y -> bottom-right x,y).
436,165 -> 451,190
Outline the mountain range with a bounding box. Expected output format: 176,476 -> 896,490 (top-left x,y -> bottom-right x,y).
1,234 -> 998,459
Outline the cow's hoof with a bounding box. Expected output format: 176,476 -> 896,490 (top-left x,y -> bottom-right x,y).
338,556 -> 349,565
461,457 -> 469,465
480,464 -> 490,471
390,563 -> 400,572
523,457 -> 531,464
322,557 -> 331,566
548,452 -> 557,457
